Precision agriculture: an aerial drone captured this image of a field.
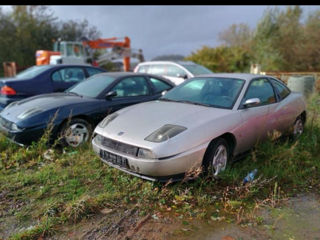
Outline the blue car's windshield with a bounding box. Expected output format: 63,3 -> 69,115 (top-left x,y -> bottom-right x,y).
67,74 -> 115,98
15,65 -> 52,79
161,77 -> 245,109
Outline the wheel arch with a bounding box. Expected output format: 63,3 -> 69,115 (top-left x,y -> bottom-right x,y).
202,132 -> 237,166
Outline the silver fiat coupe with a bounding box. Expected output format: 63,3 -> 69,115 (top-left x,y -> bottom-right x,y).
92,73 -> 306,181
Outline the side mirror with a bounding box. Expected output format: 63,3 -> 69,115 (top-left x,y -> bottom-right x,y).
106,91 -> 117,99
177,73 -> 188,79
243,98 -> 261,108
161,90 -> 167,96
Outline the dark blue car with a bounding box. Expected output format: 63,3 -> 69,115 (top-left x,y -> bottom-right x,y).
0,64 -> 106,110
0,72 -> 174,147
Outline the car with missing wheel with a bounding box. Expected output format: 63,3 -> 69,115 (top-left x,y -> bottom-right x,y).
0,72 -> 174,147
92,73 -> 306,181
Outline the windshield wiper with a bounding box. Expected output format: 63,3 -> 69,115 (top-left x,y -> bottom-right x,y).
177,100 -> 211,107
159,98 -> 180,102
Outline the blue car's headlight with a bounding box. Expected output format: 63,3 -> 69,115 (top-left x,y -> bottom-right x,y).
99,113 -> 118,128
145,124 -> 187,143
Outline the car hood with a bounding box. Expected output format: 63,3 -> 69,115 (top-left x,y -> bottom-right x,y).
0,92 -> 92,122
99,100 -> 232,146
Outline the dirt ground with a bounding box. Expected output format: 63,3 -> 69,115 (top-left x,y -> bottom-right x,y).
45,193 -> 320,240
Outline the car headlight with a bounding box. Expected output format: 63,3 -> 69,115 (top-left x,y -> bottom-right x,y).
99,113 -> 118,128
145,124 -> 187,143
11,123 -> 23,132
137,148 -> 156,159
94,134 -> 104,145
17,108 -> 43,119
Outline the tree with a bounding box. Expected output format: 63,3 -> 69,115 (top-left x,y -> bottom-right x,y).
219,23 -> 253,49
186,45 -> 251,73
0,6 -> 101,70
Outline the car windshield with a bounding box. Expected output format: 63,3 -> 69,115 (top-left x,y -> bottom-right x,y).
66,74 -> 115,98
15,65 -> 52,79
161,77 -> 245,109
180,64 -> 213,75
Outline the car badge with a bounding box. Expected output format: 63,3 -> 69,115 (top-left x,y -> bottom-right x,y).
118,131 -> 124,136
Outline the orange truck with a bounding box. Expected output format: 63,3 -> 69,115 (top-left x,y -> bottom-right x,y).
36,36 -> 140,72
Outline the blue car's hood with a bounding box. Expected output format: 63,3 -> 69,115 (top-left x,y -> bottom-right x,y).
0,92 -> 96,123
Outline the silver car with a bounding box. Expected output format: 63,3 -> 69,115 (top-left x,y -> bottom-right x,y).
92,73 -> 306,181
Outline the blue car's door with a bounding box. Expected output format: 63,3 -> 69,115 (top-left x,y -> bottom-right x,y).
51,67 -> 86,92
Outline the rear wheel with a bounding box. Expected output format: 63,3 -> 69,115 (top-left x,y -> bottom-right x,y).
203,138 -> 230,177
59,118 -> 92,147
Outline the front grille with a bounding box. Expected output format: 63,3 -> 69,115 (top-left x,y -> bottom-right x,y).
100,136 -> 138,157
0,116 -> 12,130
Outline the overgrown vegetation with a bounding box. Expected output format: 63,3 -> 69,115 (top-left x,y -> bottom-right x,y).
0,94 -> 319,239
186,6 -> 320,72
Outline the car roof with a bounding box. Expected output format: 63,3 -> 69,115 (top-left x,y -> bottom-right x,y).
97,72 -> 175,86
194,73 -> 270,81
136,61 -> 196,66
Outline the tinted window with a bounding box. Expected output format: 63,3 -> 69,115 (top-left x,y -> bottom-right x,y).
67,74 -> 115,98
112,77 -> 150,97
52,67 -> 86,83
243,78 -> 276,106
149,77 -> 172,93
162,77 -> 245,109
86,67 -> 104,77
15,65 -> 51,79
270,78 -> 290,100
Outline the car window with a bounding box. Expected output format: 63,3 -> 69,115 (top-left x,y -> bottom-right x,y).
15,65 -> 52,79
243,78 -> 276,106
52,67 -> 86,83
270,78 -> 290,100
149,77 -> 172,93
67,74 -> 115,98
136,65 -> 150,73
86,67 -> 104,77
148,64 -> 166,75
165,64 -> 187,77
180,64 -> 213,75
111,77 -> 150,97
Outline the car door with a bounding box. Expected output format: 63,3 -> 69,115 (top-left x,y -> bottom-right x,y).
51,67 -> 86,92
106,76 -> 154,113
268,78 -> 296,134
235,78 -> 277,152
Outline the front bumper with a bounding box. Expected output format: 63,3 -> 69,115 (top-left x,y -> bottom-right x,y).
0,123 -> 47,146
92,137 -> 208,181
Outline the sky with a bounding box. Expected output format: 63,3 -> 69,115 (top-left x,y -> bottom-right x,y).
3,5 -> 320,61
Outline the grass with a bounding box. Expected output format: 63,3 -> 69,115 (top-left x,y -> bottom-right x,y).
0,93 -> 319,239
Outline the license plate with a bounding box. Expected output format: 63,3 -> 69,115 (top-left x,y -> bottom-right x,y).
100,149 -> 129,168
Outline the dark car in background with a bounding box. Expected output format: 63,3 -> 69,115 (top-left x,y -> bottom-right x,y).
0,72 -> 174,147
0,64 -> 106,110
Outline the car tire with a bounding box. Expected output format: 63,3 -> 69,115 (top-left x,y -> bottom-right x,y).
59,118 -> 92,148
291,115 -> 304,139
203,138 -> 230,177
